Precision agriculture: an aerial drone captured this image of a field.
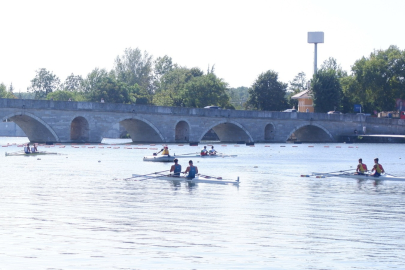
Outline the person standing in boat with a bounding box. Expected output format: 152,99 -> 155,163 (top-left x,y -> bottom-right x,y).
371,158 -> 384,177
355,158 -> 368,175
209,146 -> 217,155
170,159 -> 181,177
184,160 -> 198,179
201,146 -> 208,156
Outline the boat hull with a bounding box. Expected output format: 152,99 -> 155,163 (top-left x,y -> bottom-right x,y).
132,174 -> 240,185
5,151 -> 58,157
313,172 -> 405,182
143,155 -> 175,162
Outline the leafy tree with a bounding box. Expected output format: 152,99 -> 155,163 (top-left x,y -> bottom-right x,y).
311,59 -> 344,112
182,73 -> 233,108
62,73 -> 84,91
245,70 -> 288,111
87,74 -> 136,104
0,83 -> 15,98
114,47 -> 153,95
153,67 -> 203,106
46,90 -> 86,101
28,68 -> 61,99
287,72 -> 307,108
227,86 -> 249,109
82,68 -> 109,95
345,45 -> 405,112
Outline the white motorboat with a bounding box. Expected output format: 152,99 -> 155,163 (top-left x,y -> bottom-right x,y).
310,172 -> 405,182
143,154 -> 175,162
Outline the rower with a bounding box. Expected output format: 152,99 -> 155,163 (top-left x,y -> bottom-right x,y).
371,158 -> 385,177
201,146 -> 208,156
355,158 -> 368,175
161,146 -> 170,155
170,159 -> 182,177
184,160 -> 198,179
209,146 -> 217,155
24,143 -> 31,154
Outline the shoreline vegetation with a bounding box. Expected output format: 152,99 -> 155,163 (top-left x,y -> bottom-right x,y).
1,45 -> 405,115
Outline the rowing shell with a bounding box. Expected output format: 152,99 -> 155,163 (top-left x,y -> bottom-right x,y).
132,174 -> 240,185
5,151 -> 58,157
311,172 -> 405,182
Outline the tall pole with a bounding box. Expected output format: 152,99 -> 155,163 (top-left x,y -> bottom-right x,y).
314,43 -> 318,75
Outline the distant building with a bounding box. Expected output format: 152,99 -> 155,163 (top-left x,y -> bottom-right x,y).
291,90 -> 314,113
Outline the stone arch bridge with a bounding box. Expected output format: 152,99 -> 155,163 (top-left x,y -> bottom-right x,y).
0,98 -> 404,143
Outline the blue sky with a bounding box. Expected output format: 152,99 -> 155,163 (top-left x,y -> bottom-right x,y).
1,0 -> 405,92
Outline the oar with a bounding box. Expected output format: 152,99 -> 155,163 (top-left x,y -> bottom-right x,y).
118,170 -> 168,181
325,168 -> 356,174
178,152 -> 198,156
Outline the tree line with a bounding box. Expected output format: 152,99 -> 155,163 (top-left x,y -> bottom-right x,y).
1,45 -> 405,114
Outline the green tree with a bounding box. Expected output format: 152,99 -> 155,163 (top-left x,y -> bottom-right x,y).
346,45 -> 405,112
62,74 -> 84,91
311,60 -> 343,113
0,83 -> 15,98
28,68 -> 61,99
287,72 -> 307,108
46,90 -> 86,101
182,73 -> 233,108
114,47 -> 153,95
87,74 -> 136,104
82,68 -> 109,95
245,70 -> 288,111
153,67 -> 203,107
227,86 -> 249,109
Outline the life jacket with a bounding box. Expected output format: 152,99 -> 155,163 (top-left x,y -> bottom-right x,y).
162,148 -> 169,155
375,163 -> 383,173
358,163 -> 367,173
187,166 -> 196,178
173,164 -> 181,176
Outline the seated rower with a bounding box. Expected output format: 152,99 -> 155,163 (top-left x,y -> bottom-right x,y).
24,143 -> 31,154
184,160 -> 198,179
355,158 -> 368,175
209,146 -> 217,155
161,146 -> 170,156
170,159 -> 182,177
34,144 -> 38,153
201,146 -> 208,156
371,158 -> 384,177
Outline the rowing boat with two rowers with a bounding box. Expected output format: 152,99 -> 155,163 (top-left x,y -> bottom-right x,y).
303,171 -> 405,182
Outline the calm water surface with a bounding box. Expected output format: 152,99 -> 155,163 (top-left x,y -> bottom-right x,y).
1,137 -> 405,269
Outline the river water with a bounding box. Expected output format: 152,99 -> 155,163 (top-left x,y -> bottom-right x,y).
1,137 -> 405,269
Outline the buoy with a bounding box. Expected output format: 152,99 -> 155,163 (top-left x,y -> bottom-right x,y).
254,166 -> 258,168
98,160 -> 101,162
37,158 -> 41,160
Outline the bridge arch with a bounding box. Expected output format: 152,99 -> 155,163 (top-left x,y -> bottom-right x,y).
2,112 -> 59,142
199,120 -> 253,142
111,116 -> 165,142
264,123 -> 276,141
70,116 -> 90,142
174,120 -> 190,142
286,123 -> 333,142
